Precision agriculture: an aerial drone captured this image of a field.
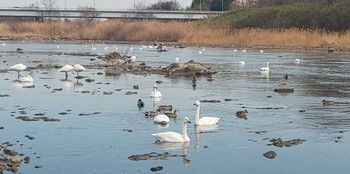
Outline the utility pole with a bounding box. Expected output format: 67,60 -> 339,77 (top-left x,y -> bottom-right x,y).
65,0 -> 67,20
222,0 -> 223,12
200,0 -> 202,12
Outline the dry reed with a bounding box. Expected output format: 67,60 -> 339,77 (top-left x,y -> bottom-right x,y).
0,20 -> 349,49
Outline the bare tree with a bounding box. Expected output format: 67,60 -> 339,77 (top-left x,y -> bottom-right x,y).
147,0 -> 182,10
133,0 -> 148,10
41,0 -> 58,21
78,6 -> 101,24
41,0 -> 58,36
42,0 -> 57,10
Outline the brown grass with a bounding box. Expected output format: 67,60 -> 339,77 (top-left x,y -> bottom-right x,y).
0,20 -> 349,49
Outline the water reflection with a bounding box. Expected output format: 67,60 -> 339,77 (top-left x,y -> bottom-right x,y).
2,43 -> 350,173
152,97 -> 162,111
260,71 -> 269,81
60,79 -> 74,89
73,81 -> 84,91
11,80 -> 34,89
154,142 -> 190,166
194,125 -> 219,151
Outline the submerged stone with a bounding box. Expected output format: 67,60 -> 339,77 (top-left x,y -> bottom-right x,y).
150,166 -> 163,172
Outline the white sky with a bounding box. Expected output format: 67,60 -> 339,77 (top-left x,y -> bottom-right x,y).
0,0 -> 193,10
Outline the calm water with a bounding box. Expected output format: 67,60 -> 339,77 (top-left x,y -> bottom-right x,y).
1,41 -> 350,174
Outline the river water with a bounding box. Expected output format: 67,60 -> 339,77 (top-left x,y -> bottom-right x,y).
0,41 -> 349,174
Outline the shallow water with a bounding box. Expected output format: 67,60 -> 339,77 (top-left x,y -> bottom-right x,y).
1,41 -> 350,174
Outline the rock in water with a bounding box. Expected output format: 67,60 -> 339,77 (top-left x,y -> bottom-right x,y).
263,151 -> 277,159
150,166 -> 163,172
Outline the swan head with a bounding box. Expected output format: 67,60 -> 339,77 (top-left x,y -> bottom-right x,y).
184,117 -> 191,124
153,84 -> 158,89
194,101 -> 200,106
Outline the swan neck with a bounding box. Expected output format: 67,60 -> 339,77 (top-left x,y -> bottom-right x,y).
195,104 -> 200,124
182,122 -> 189,142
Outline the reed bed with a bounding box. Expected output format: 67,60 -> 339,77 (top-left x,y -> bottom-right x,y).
0,20 -> 349,49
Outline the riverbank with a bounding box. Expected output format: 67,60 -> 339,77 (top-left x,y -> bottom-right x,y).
1,20 -> 350,53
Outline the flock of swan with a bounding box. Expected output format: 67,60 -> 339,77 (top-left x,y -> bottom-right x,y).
148,84 -> 220,143
8,63 -> 86,83
58,64 -> 86,79
7,46 -> 304,144
148,49 -> 304,143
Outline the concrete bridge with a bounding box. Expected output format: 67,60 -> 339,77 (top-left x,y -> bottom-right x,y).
0,8 -> 223,21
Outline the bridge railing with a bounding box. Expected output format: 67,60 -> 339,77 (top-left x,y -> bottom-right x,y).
0,7 -> 223,20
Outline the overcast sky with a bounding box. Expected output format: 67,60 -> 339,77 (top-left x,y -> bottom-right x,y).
1,0 -> 193,10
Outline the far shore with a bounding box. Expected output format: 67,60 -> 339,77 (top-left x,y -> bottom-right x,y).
1,20 -> 349,55
1,35 -> 349,55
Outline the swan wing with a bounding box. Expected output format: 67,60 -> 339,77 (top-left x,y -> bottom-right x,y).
10,63 -> 27,71
153,115 -> 170,124
151,132 -> 185,143
73,64 -> 86,71
59,64 -> 74,72
199,117 -> 220,125
150,91 -> 162,98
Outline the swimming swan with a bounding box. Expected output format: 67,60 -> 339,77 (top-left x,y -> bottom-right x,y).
151,117 -> 191,143
153,114 -> 170,125
194,101 -> 220,126
150,84 -> 162,98
260,62 -> 270,71
239,61 -> 245,65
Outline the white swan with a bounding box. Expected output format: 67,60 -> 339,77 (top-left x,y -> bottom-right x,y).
151,117 -> 191,143
259,49 -> 264,53
10,63 -> 27,79
194,101 -> 220,126
294,59 -> 302,63
130,56 -> 137,62
59,64 -> 74,79
150,84 -> 162,98
260,62 -> 270,71
174,57 -> 180,63
239,61 -> 245,65
91,45 -> 97,51
73,64 -> 86,77
153,114 -> 170,125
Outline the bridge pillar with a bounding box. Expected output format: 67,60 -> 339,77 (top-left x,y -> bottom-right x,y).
35,17 -> 44,22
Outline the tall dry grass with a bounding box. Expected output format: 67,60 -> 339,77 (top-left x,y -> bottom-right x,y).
181,27 -> 350,48
0,20 -> 349,49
